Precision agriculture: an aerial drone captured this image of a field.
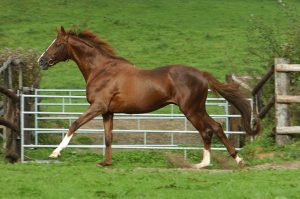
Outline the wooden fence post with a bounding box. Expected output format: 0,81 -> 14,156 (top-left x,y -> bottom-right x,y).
275,58 -> 291,145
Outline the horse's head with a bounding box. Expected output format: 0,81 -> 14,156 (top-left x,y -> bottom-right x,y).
38,26 -> 69,70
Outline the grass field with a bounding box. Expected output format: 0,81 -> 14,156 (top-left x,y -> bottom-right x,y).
0,141 -> 299,199
1,0 -> 300,88
1,162 -> 299,199
1,147 -> 300,199
2,1 -> 300,198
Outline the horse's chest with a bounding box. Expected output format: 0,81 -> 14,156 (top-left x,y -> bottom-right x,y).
86,82 -> 114,104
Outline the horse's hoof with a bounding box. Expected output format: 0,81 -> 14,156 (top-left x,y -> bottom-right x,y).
49,151 -> 61,159
96,161 -> 113,167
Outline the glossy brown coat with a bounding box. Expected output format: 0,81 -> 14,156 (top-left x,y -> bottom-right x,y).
38,27 -> 259,166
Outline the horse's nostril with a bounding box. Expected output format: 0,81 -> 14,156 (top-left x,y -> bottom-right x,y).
38,59 -> 43,65
48,59 -> 54,65
38,58 -> 47,67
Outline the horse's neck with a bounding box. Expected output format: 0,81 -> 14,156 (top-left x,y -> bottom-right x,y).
68,38 -> 111,82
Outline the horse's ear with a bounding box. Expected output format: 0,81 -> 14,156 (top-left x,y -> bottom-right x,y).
60,26 -> 66,35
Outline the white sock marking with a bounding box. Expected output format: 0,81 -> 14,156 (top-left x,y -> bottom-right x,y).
55,133 -> 73,152
235,155 -> 243,164
50,133 -> 73,158
194,149 -> 211,169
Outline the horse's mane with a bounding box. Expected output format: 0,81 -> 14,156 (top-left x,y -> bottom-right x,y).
67,29 -> 128,62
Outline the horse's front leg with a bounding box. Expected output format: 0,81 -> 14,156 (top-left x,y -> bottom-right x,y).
97,113 -> 114,166
49,104 -> 103,158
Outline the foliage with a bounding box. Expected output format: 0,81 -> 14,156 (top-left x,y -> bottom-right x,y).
247,0 -> 300,89
0,48 -> 41,89
241,117 -> 300,166
0,49 -> 41,163
247,1 -> 300,66
246,0 -> 300,126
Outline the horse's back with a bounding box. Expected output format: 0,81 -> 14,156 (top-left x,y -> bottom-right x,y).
108,65 -> 174,113
138,64 -> 209,108
108,64 -> 209,113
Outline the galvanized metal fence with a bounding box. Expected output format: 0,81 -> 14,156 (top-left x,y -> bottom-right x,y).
20,89 -> 247,162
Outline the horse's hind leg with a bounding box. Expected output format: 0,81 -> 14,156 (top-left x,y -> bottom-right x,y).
195,127 -> 213,169
199,112 -> 244,167
185,111 -> 213,168
186,111 -> 244,168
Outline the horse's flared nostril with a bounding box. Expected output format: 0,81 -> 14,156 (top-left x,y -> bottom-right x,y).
38,58 -> 48,69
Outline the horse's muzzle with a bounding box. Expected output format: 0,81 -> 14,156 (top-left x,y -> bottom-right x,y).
38,58 -> 49,70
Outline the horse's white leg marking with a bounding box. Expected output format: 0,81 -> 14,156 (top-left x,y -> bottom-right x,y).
49,133 -> 73,158
235,155 -> 243,165
193,149 -> 211,169
38,39 -> 56,62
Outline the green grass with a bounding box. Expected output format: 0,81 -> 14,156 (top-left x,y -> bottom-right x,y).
2,144 -> 300,199
1,137 -> 300,199
2,1 -> 300,198
0,157 -> 299,199
1,0 -> 300,88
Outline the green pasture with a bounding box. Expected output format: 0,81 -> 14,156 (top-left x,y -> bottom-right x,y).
0,148 -> 300,199
1,127 -> 300,199
0,140 -> 298,199
0,163 -> 299,199
1,0 -> 300,88
1,1 -> 300,198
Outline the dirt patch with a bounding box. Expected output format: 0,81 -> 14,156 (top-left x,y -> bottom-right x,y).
131,161 -> 300,173
164,152 -> 193,168
79,119 -> 203,145
250,161 -> 300,170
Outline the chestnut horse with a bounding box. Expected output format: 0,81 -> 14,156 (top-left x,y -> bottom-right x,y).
38,27 -> 259,168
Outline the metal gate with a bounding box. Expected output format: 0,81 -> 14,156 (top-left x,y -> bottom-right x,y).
20,89 -> 247,162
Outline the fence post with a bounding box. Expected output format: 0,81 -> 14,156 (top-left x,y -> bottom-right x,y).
275,58 -> 291,145
22,87 -> 35,145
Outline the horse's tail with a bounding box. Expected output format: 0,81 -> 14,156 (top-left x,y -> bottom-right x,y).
204,72 -> 260,136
